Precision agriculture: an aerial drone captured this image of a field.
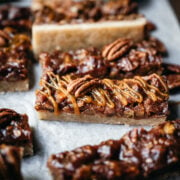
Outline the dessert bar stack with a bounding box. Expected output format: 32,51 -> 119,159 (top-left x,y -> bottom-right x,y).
34,0 -> 180,126
0,6 -> 32,92
0,0 -> 179,179
32,1 -> 180,178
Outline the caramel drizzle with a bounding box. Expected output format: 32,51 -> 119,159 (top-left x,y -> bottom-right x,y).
38,72 -> 168,115
39,72 -> 79,115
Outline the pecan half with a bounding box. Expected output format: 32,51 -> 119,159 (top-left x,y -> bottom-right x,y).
67,75 -> 93,93
67,75 -> 102,97
102,38 -> 133,61
166,74 -> 180,90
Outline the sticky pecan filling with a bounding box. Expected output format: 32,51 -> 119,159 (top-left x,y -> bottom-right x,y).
0,5 -> 32,32
0,28 -> 31,81
40,38 -> 164,79
34,0 -> 139,24
47,120 -> 180,179
0,109 -> 32,149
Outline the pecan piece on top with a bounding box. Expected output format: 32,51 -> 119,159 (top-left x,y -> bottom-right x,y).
67,75 -> 93,93
102,38 -> 133,61
67,75 -> 101,98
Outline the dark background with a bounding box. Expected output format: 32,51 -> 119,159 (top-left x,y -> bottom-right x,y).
171,0 -> 180,22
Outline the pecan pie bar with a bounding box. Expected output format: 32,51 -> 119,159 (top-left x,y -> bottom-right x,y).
39,38 -> 164,79
0,109 -> 33,156
35,73 -> 169,125
0,28 -> 31,92
32,0 -> 146,56
47,120 -> 180,180
0,145 -> 23,180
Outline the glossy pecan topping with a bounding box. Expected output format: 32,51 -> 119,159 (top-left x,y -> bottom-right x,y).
0,5 -> 32,32
0,109 -> 33,155
137,37 -> 167,55
34,0 -> 138,24
102,38 -> 133,61
0,28 -> 31,82
67,75 -> 101,98
47,120 -> 180,180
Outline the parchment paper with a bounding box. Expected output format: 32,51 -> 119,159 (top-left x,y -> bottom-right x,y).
0,0 -> 179,179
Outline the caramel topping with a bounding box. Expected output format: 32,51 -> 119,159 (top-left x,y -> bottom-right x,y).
39,72 -> 79,115
38,72 -> 168,115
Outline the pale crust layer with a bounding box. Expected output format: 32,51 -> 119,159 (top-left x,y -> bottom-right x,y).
0,79 -> 29,92
32,17 -> 146,57
37,111 -> 166,126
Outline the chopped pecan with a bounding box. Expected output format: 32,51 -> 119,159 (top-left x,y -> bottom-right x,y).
163,63 -> 180,74
137,37 -> 167,55
166,74 -> 180,90
0,30 -> 10,47
102,38 -> 133,61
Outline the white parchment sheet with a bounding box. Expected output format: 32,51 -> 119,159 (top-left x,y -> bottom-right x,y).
0,0 -> 179,179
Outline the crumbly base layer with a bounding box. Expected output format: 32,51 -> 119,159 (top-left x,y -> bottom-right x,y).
37,111 -> 166,126
32,17 -> 146,57
0,79 -> 29,92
